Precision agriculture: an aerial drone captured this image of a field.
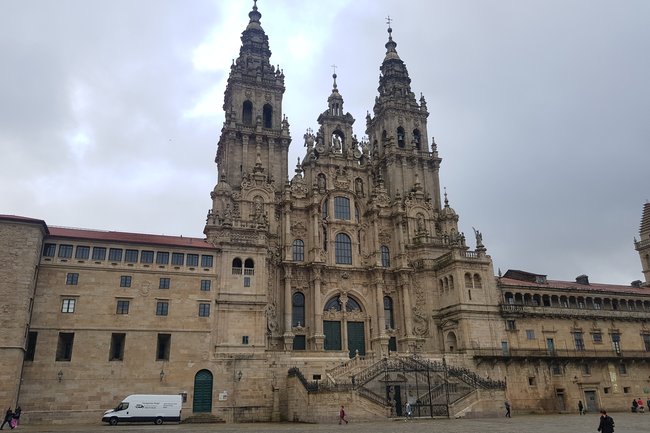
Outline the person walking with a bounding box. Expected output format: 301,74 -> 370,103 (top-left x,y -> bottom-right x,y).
405,401 -> 412,420
338,405 -> 348,425
578,400 -> 584,415
597,410 -> 614,433
504,400 -> 511,418
11,407 -> 20,427
0,408 -> 14,430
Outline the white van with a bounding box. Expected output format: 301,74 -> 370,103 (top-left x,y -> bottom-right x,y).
102,394 -> 182,425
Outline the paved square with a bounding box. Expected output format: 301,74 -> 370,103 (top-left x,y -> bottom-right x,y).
12,413 -> 650,433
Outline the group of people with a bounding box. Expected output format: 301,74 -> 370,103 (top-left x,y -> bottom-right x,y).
631,397 -> 649,413
0,407 -> 20,430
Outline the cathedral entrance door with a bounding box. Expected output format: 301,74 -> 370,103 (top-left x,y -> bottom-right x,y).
347,321 -> 365,358
193,369 -> 213,413
324,321 -> 342,351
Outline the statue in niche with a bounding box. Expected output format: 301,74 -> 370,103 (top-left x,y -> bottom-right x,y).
317,173 -> 326,190
355,178 -> 364,197
417,214 -> 425,232
332,133 -> 342,152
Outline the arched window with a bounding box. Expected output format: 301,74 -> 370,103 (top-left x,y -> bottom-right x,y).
380,245 -> 390,268
446,332 -> 458,352
334,196 -> 350,220
321,197 -> 328,218
323,226 -> 328,251
465,273 -> 472,288
242,101 -> 253,125
382,130 -> 388,143
355,205 -> 360,223
473,274 -> 482,288
384,296 -> 394,329
232,257 -> 242,275
413,129 -> 421,149
346,297 -> 362,312
292,292 -> 305,327
324,297 -> 341,311
263,104 -> 273,128
444,277 -> 449,291
335,233 -> 352,264
292,240 -> 304,261
397,126 -> 405,148
244,258 -> 254,275
449,275 -> 454,290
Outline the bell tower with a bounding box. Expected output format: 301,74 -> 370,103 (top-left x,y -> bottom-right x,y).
635,202 -> 650,285
366,24 -> 442,210
214,0 -> 291,199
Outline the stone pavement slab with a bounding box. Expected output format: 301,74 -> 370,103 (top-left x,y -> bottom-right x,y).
9,413 -> 650,433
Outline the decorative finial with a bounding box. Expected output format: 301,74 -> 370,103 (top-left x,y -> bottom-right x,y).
386,16 -> 393,39
444,187 -> 449,207
253,0 -> 258,11
331,64 -> 338,89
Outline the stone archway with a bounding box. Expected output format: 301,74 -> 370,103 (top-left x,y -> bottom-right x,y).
446,331 -> 458,352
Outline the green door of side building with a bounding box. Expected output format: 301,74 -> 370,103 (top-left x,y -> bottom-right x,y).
193,369 -> 213,413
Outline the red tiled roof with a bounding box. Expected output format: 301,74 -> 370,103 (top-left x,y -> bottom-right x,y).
48,226 -> 213,249
498,277 -> 647,296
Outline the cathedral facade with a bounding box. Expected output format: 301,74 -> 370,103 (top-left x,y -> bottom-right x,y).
1,3 -> 649,424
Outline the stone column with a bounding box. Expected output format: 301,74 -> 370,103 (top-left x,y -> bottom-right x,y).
311,266 -> 325,350
282,265 -> 294,350
400,273 -> 415,352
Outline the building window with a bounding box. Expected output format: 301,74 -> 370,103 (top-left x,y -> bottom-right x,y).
159,278 -> 170,289
380,245 -> 390,267
551,364 -> 562,375
108,248 -> 123,262
109,333 -> 126,361
242,336 -> 249,345
43,243 -> 56,257
593,300 -> 602,310
618,363 -> 627,375
292,292 -> 305,327
198,303 -> 210,317
506,320 -> 516,331
232,257 -> 242,274
58,244 -> 73,258
526,330 -> 535,340
581,363 -> 591,375
116,300 -> 130,314
56,332 -> 74,361
643,334 -> 650,351
156,251 -> 169,265
75,246 -> 90,259
25,331 -> 37,361
201,255 -> 213,268
293,335 -> 306,351
156,334 -> 171,361
624,386 -> 631,394
124,249 -> 138,263
603,387 -> 610,394
334,196 -> 351,220
592,332 -> 603,344
156,301 -> 169,316
140,250 -> 154,263
384,296 -> 395,329
292,239 -> 305,261
92,247 -> 106,260
244,258 -> 255,275
66,273 -> 79,285
242,100 -> 253,125
263,103 -> 273,128
244,276 -> 251,287
171,252 -> 184,266
200,280 -> 211,291
321,196 -> 328,218
397,126 -> 405,148
120,275 -> 132,288
187,254 -> 199,267
335,233 -> 352,264
574,332 -> 585,351
528,376 -> 536,386
61,298 -> 76,313
611,333 -> 621,353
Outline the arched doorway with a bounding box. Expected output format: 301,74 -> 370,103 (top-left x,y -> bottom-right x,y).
323,293 -> 367,358
446,332 -> 457,352
193,369 -> 213,413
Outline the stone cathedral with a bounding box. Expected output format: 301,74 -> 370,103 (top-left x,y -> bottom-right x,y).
2,2 -> 650,424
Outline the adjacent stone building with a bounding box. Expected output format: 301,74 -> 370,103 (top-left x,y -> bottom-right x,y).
1,3 -> 648,424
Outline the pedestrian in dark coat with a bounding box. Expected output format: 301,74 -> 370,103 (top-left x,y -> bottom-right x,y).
578,400 -> 584,415
0,408 -> 14,430
597,410 -> 615,433
504,400 -> 511,418
12,407 -> 20,426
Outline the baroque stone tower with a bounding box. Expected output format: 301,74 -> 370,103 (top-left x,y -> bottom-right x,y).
635,202 -> 650,285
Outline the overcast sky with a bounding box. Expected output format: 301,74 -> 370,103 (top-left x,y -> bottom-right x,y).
1,0 -> 648,285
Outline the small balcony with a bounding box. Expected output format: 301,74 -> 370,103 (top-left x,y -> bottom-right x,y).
472,347 -> 650,361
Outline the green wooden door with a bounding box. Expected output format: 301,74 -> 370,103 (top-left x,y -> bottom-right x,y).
347,321 -> 365,358
324,321 -> 341,351
193,369 -> 213,413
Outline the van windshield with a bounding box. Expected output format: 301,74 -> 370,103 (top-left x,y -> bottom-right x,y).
115,402 -> 129,411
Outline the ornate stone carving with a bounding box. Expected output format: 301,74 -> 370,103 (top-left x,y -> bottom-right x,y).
265,302 -> 279,336
291,221 -> 308,238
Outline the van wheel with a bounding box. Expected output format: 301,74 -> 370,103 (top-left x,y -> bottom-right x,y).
109,417 -> 118,426
155,417 -> 163,425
